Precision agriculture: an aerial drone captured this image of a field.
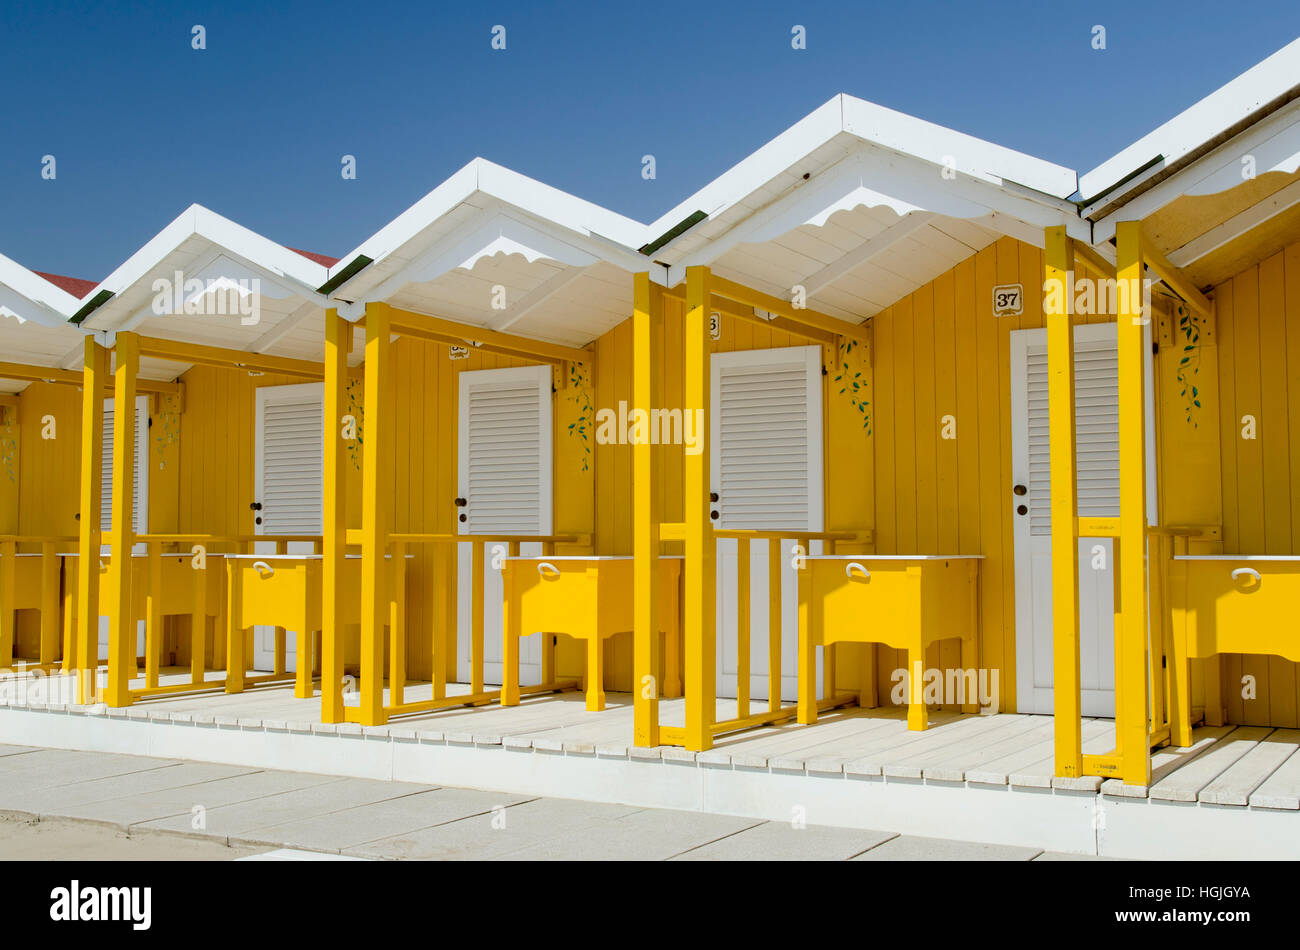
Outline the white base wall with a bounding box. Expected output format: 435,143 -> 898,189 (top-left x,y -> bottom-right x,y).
1,706 -> 1294,858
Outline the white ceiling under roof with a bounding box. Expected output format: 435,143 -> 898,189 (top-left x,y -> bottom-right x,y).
642,96 -> 1082,321
75,204 -> 342,376
0,254 -> 88,393
326,159 -> 651,348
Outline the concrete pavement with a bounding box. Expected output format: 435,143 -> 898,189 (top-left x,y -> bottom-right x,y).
0,744 -> 1104,860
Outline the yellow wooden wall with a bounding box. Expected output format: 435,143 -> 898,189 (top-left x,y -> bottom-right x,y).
1208,239 -> 1300,726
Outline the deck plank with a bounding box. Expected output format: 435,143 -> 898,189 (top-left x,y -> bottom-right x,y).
882,714 -> 1035,778
1100,725 -> 1235,798
919,715 -> 1053,782
1249,740 -> 1300,809
1149,726 -> 1274,802
844,713 -> 1018,777
1010,721 -> 1116,788
966,719 -> 1111,786
1199,728 -> 1300,805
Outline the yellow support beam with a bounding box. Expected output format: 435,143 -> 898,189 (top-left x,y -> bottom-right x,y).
0,361 -> 179,395
661,289 -> 837,347
384,306 -> 591,366
75,338 -> 107,704
104,331 -> 139,708
632,272 -> 662,748
1045,227 -> 1083,778
135,335 -> 324,380
683,266 -> 716,751
320,309 -> 349,723
1072,241 -> 1117,282
357,303 -> 392,726
1115,221 -> 1152,787
707,274 -> 871,344
1138,234 -> 1214,321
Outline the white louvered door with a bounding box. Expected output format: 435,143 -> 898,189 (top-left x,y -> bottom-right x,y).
1012,324 -> 1122,717
711,346 -> 823,703
253,382 -> 324,671
98,396 -> 150,656
456,365 -> 552,685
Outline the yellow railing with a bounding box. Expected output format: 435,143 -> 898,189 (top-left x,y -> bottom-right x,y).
656,527 -> 868,747
89,533 -> 325,703
336,532 -> 591,724
0,535 -> 76,672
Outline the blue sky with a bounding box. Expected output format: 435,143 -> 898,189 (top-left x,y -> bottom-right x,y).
4,0 -> 1299,282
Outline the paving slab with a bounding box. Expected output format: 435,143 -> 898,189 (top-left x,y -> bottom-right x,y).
0,762 -> 258,814
347,797 -> 642,860
234,787 -> 532,853
137,777 -> 436,840
851,834 -> 1042,861
1033,850 -> 1123,861
492,808 -> 763,861
672,821 -> 898,860
0,813 -> 259,860
0,751 -> 182,795
38,769 -> 342,830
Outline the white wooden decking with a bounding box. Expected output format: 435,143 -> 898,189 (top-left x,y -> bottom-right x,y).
1,668 -> 1298,858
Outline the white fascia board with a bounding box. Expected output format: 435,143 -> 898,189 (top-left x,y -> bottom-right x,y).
840,96 -> 1077,199
645,97 -> 847,239
1090,95 -> 1300,245
330,158 -> 650,300
1079,36 -> 1300,203
663,144 -> 1085,283
83,204 -> 329,329
0,253 -> 83,327
645,94 -> 1078,253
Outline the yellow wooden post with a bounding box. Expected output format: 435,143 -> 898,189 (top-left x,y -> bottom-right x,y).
501,558 -> 520,706
1045,226 -> 1083,778
39,542 -> 59,667
61,562 -> 75,674
736,540 -> 751,720
633,272 -> 662,747
541,540 -> 556,686
225,559 -> 244,692
273,538 -> 288,675
190,555 -> 207,686
358,302 -> 392,726
768,537 -> 781,713
389,541 -> 407,707
1115,221 -> 1151,786
104,331 -> 139,708
0,541 -> 14,669
1168,535 -> 1193,746
145,540 -> 162,688
432,545 -> 449,700
471,541 -> 485,696
797,555 -> 817,724
321,308 -> 348,722
76,338 -> 107,703
684,265 -> 715,751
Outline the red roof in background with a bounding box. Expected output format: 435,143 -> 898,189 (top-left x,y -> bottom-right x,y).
35,271 -> 98,300
289,248 -> 341,268
28,247 -> 337,303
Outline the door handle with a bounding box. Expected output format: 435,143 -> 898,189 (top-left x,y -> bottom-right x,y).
249,502 -> 263,511
1013,484 -> 1027,496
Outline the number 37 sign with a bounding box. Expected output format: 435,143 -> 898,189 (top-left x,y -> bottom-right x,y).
992,283 -> 1023,316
